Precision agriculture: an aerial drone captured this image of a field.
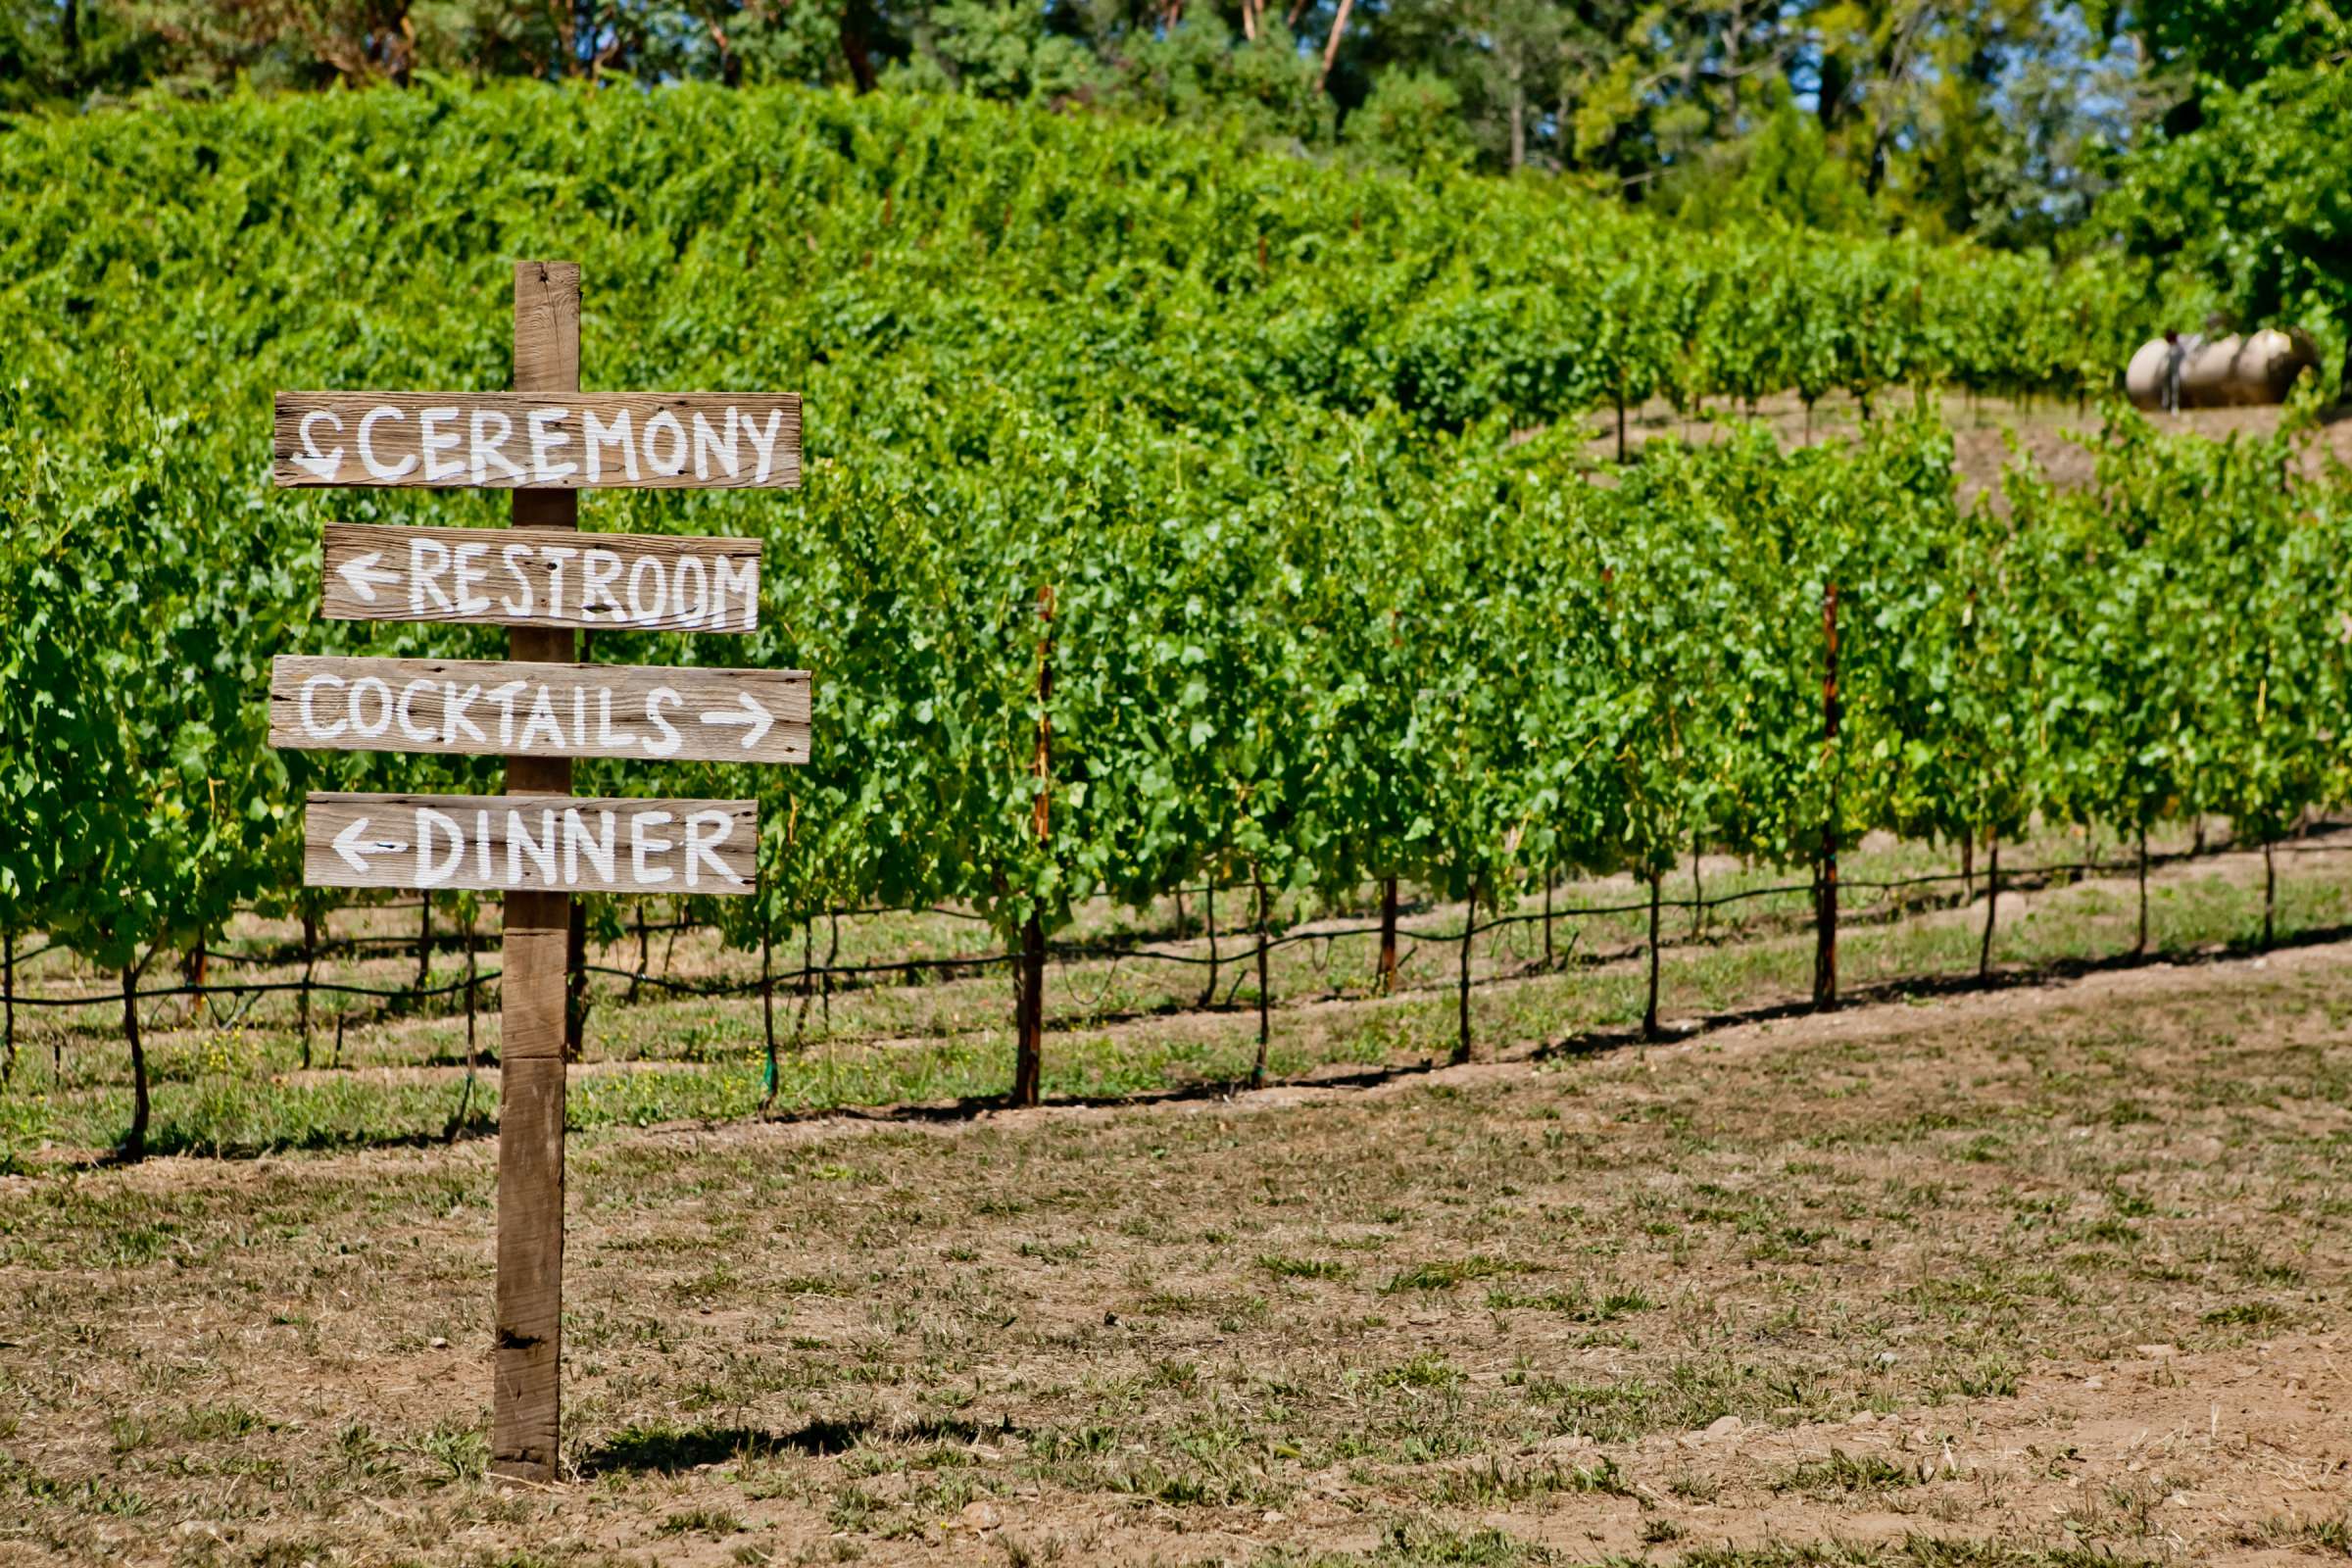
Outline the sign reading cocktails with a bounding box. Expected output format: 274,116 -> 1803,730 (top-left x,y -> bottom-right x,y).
267,263 -> 806,1486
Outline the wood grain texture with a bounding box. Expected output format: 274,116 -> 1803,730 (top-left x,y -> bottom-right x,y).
320,522 -> 763,633
273,392 -> 801,489
269,655 -> 812,764
494,259 -> 578,1489
304,793 -> 757,895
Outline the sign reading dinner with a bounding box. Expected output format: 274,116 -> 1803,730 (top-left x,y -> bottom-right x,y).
274,393 -> 802,490
270,656 -> 810,764
305,793 -> 756,894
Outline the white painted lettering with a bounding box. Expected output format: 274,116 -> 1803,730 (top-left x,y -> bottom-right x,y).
486,680 -> 525,747
684,810 -> 741,888
416,808 -> 465,886
299,673 -> 347,738
625,555 -> 668,624
396,679 -> 437,743
645,688 -> 682,757
563,808 -> 615,887
296,409 -> 345,479
499,544 -> 535,617
595,689 -> 638,751
519,686 -> 564,750
744,407 -> 788,484
357,407 -> 416,480
509,808 -> 558,886
526,407 -> 576,482
579,549 -> 623,622
630,811 -> 676,886
452,542 -> 492,615
348,677 -> 393,738
538,545 -> 577,620
418,407 -> 464,482
469,409 -> 525,485
674,555 -> 709,627
692,409 -> 740,481
442,683 -> 487,746
410,536 -> 454,614
642,409 -> 688,476
583,408 -> 638,482
714,555 -> 759,631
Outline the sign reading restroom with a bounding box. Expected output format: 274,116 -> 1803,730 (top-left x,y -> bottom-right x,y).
321,523 -> 763,632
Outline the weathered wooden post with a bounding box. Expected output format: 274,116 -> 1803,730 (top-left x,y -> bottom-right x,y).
269,263 -> 806,1483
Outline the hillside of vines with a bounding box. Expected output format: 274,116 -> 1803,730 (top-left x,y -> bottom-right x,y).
4,80 -> 2349,1132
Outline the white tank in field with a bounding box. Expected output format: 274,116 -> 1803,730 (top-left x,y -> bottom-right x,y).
2126,327 -> 2318,410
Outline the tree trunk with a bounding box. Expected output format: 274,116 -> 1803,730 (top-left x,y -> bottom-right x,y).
185,932 -> 208,1023
2135,828 -> 2149,956
1814,580 -> 1840,1008
821,907 -> 839,1034
1616,394 -> 1628,462
1199,882 -> 1220,1007
1377,875 -> 1399,993
838,0 -> 878,90
1979,834 -> 2000,981
1452,881 -> 1475,1066
1011,911 -> 1045,1106
2263,838 -> 2277,949
1542,869 -> 1553,967
1643,868 -> 1663,1039
2,925 -> 13,1086
564,895 -> 587,1058
121,961 -> 150,1163
1690,834 -> 1704,938
1960,829 -> 1974,901
1314,0 -> 1354,90
298,907 -> 317,1065
760,920 -> 777,1106
416,890 -> 431,1001
1250,870 -> 1272,1090
629,901 -> 648,1004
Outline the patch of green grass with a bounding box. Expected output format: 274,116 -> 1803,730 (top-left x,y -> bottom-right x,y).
1769,1448 -> 1921,1494
1485,1284 -> 1652,1319
660,1507 -> 746,1538
1383,1255 -> 1526,1293
2202,1299 -> 2292,1328
1259,1254 -> 1351,1281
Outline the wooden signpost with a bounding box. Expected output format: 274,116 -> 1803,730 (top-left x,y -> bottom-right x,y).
269,262 -> 804,1484
319,523 -> 764,632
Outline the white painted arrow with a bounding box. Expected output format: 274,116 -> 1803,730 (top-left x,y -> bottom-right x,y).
336,551 -> 400,603
292,410 -> 345,481
331,816 -> 409,873
699,692 -> 775,749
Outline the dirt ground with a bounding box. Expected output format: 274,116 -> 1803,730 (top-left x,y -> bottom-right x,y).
3,912 -> 2347,1566
1588,390 -> 2352,511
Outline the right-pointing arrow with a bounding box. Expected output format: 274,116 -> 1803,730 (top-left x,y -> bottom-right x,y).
331,816 -> 408,873
336,551 -> 401,604
699,691 -> 775,750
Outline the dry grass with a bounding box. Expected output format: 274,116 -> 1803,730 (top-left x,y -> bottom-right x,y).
1,906 -> 2347,1564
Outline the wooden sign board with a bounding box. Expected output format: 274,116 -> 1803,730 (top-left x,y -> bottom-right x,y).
322,523 -> 762,633
274,393 -> 802,490
270,656 -> 810,763
304,793 -> 756,894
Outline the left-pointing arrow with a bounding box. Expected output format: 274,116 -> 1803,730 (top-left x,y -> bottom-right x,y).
332,816 -> 407,873
336,551 -> 401,603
